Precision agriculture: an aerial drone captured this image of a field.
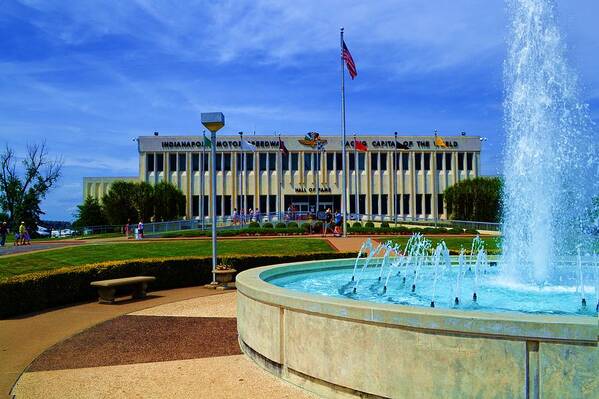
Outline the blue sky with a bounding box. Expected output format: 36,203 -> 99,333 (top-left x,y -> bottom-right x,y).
1,0 -> 598,221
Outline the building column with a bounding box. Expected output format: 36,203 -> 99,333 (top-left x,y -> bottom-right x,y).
431,152 -> 438,221
186,152 -> 192,219
409,152 -> 416,218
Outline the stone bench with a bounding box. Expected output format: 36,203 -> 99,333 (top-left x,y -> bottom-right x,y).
90,276 -> 156,303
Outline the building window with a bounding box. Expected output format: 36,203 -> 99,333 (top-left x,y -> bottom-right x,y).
223,154 -> 231,171
436,153 -> 443,171
335,152 -> 343,170
458,152 -> 464,171
437,194 -> 444,214
268,153 -> 276,171
282,153 -> 289,171
371,154 -> 378,170
156,153 -> 164,172
216,195 -> 222,216
202,195 -> 209,216
349,154 -> 355,171
402,194 -> 410,215
425,194 -> 432,215
192,195 -> 199,217
259,195 -> 267,213
291,153 -> 299,171
246,195 -> 254,211
268,195 -> 276,213
169,154 -> 177,171
423,153 -> 431,171
380,154 -> 387,171
259,153 -> 267,171
402,153 -> 409,170
371,194 -> 379,215
416,194 -> 423,214
304,153 -> 312,171
178,153 -> 186,171
358,153 -> 365,171
192,154 -> 199,171
146,154 -> 155,172
445,152 -> 452,170
381,194 -> 388,215
245,153 -> 254,171
224,195 -> 232,216
415,153 -> 422,171
467,153 -> 473,170
326,153 -> 334,171
215,154 -> 222,171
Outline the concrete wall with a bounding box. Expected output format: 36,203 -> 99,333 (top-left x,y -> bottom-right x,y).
236,260 -> 599,399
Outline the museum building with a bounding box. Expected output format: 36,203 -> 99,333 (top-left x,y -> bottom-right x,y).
83,133 -> 482,221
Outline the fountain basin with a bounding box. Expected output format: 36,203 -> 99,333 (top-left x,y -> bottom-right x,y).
236,258 -> 598,398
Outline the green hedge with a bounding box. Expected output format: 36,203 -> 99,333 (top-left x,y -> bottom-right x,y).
0,252 -> 357,318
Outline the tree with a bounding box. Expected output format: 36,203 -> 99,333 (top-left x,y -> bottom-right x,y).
0,142 -> 62,229
132,182 -> 154,222
73,196 -> 108,228
101,181 -> 139,225
444,177 -> 502,222
153,181 -> 186,221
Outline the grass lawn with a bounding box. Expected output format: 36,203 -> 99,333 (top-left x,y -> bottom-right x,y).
0,238 -> 334,279
381,236 -> 501,253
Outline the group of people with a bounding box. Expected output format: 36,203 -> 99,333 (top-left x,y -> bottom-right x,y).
232,208 -> 261,225
323,208 -> 344,237
123,219 -> 145,240
0,221 -> 32,247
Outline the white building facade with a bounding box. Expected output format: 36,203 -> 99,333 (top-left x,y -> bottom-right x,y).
84,133 -> 481,221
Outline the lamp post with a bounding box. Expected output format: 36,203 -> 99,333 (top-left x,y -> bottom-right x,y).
201,112 -> 225,285
394,131 -> 398,226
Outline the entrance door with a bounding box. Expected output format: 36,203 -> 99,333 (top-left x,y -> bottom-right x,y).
292,202 -> 310,212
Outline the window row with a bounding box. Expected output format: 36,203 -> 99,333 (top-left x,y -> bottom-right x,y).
146,152 -> 475,173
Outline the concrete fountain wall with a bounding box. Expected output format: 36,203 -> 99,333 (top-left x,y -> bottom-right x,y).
236,259 -> 599,399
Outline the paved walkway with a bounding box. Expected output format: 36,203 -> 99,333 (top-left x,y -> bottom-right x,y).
0,286 -> 229,398
7,290 -> 316,399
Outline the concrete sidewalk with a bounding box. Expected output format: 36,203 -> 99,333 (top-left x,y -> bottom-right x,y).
0,286 -> 226,398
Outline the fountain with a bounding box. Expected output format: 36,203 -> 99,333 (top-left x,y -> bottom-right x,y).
236,1 -> 598,397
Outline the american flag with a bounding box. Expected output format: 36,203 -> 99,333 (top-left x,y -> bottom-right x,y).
342,40 -> 357,79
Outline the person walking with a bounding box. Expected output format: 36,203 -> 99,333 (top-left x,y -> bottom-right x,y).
232,208 -> 239,225
0,221 -> 7,247
19,222 -> 26,246
324,208 -> 333,237
138,220 -> 144,240
124,219 -> 131,239
23,226 -> 31,245
334,210 -> 343,237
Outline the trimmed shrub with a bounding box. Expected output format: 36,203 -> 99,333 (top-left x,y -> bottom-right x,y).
364,221 -> 375,229
313,221 -> 323,233
380,222 -> 390,228
275,222 -> 286,229
0,252 -> 358,318
262,222 -> 274,229
465,228 -> 479,235
448,227 -> 465,234
352,222 -> 362,228
301,223 -> 311,233
249,221 -> 260,228
287,221 -> 298,229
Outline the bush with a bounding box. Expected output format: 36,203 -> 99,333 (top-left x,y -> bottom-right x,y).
0,252 -> 358,318
262,222 -> 274,229
364,221 -> 375,229
275,222 -> 286,229
249,222 -> 260,228
448,227 -> 465,234
353,222 -> 362,228
301,223 -> 311,233
311,221 -> 322,233
287,222 -> 298,229
465,228 -> 479,235
381,222 -> 390,228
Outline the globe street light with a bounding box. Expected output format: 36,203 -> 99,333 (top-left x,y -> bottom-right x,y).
201,112 -> 225,285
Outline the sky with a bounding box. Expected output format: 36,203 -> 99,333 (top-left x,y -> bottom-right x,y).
1,0 -> 598,221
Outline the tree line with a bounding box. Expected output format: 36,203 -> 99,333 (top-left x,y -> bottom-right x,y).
443,177 -> 502,222
74,181 -> 186,228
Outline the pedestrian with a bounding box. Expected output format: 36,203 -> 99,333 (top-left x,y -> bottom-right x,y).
124,219 -> 131,239
334,210 -> 343,237
254,208 -> 261,223
248,208 -> 254,222
0,221 -> 7,247
19,221 -> 26,246
324,208 -> 333,236
23,227 -> 31,245
138,220 -> 144,239
232,208 -> 239,225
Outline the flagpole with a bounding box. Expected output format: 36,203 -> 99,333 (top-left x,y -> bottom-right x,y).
340,27 -> 348,237
394,131 -> 398,226
238,131 -> 244,228
354,133 -> 359,221
316,146 -> 320,219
